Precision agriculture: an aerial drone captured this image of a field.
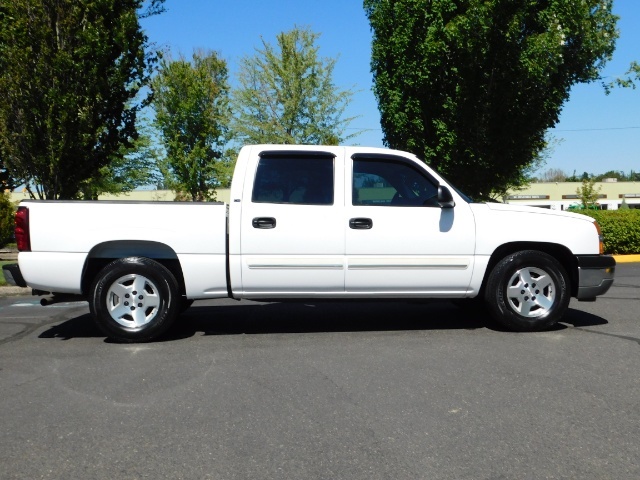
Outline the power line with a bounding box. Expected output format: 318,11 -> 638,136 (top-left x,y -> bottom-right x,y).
556,126 -> 640,132
349,126 -> 640,132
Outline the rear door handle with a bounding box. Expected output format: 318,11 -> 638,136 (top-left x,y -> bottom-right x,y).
349,217 -> 373,229
252,217 -> 276,229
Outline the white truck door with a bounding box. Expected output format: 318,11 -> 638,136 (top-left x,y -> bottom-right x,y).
237,148 -> 345,296
345,152 -> 476,296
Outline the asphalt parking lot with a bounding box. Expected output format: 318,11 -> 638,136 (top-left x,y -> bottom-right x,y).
0,263 -> 638,479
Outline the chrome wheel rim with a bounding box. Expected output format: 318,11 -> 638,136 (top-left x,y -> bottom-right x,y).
106,274 -> 161,328
506,267 -> 556,318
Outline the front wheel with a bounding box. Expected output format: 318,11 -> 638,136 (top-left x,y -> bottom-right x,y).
89,257 -> 180,342
485,250 -> 570,332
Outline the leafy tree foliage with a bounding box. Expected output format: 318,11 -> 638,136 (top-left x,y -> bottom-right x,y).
555,169 -> 640,182
0,159 -> 18,192
0,192 -> 14,247
365,0 -> 618,198
233,27 -> 358,145
78,115 -> 162,199
606,61 -> 640,93
576,178 -> 602,209
592,170 -> 640,182
151,51 -> 231,201
565,171 -> 593,182
535,168 -> 567,183
0,0 -> 164,199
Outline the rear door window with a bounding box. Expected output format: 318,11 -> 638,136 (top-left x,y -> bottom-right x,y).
252,155 -> 334,205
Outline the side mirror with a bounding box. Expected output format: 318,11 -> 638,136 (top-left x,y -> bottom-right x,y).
437,185 -> 455,209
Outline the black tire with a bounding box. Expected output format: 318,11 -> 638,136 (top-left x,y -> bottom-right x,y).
484,250 -> 570,332
89,257 -> 180,342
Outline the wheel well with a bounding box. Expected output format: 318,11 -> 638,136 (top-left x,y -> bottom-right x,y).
482,242 -> 579,297
81,241 -> 186,296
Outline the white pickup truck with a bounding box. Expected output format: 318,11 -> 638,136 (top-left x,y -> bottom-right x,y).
4,145 -> 615,341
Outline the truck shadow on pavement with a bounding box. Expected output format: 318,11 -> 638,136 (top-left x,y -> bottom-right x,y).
38,300 -> 609,342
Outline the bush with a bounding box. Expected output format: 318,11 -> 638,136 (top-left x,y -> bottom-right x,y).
0,193 -> 15,248
579,209 -> 640,255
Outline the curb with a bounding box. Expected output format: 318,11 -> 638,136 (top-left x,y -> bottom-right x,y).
613,255 -> 640,264
0,286 -> 31,297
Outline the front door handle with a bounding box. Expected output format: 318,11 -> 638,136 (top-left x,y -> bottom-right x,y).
252,217 -> 276,229
349,217 -> 373,229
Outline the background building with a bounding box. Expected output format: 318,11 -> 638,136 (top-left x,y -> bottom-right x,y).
504,180 -> 640,210
9,181 -> 640,210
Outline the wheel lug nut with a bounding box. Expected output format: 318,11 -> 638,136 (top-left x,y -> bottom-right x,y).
125,294 -> 130,298
532,296 -> 536,301
138,295 -> 143,299
124,302 -> 129,306
521,290 -> 525,294
536,290 -> 540,294
130,306 -> 135,311
525,296 -> 529,301
133,291 -> 137,295
138,303 -> 143,307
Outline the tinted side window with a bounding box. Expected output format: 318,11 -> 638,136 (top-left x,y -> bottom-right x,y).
352,159 -> 438,207
252,157 -> 334,205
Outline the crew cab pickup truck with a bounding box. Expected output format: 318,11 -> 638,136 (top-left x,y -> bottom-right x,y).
3,145 -> 615,341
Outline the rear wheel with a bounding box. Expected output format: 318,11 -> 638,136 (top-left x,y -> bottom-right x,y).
485,250 -> 570,331
89,257 -> 180,342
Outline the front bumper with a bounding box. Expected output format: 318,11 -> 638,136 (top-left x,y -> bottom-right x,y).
575,255 -> 615,300
2,263 -> 27,288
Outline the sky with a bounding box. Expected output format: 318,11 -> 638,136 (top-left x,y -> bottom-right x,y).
141,0 -> 640,177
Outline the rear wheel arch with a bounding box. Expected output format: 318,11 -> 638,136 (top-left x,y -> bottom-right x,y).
81,241 -> 186,297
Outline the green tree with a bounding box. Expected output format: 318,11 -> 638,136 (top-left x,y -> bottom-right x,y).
0,0 -> 164,199
593,170 -> 626,182
364,0 -> 618,198
577,178 -> 601,209
1,159 -> 19,192
0,192 -> 14,247
151,51 -> 231,201
78,115 -> 162,199
565,170 -> 592,182
233,26 -> 359,145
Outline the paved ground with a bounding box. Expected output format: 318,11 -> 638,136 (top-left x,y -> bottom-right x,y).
0,264 -> 638,479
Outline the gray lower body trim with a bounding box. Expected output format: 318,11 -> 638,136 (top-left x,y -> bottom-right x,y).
575,255 -> 616,300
